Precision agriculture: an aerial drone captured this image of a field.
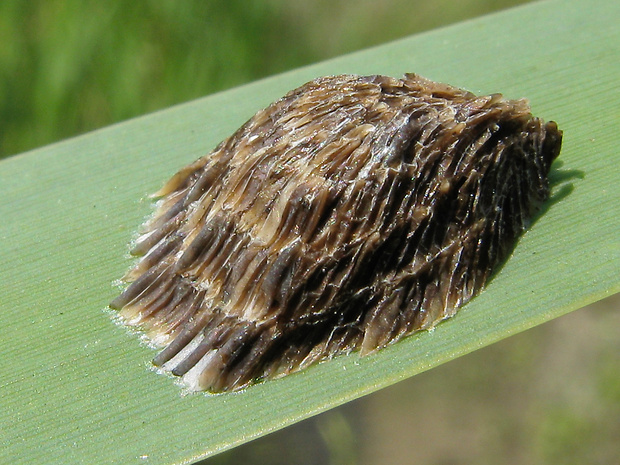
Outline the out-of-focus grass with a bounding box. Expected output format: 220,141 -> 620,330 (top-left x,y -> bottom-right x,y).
0,0 -> 529,158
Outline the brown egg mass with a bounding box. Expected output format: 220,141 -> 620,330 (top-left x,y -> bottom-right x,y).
110,73 -> 562,392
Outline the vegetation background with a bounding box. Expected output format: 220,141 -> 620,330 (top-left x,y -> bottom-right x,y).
1,1 -> 618,464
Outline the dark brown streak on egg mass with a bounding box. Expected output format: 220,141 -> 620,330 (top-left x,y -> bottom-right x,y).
110,74 -> 562,393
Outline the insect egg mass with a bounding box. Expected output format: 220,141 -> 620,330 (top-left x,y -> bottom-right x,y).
110,73 -> 562,392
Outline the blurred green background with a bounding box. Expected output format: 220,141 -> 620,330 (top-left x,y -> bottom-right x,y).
2,1 -> 619,464
1,0 -> 532,159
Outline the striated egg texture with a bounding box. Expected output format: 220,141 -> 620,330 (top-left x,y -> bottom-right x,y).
110,74 -> 562,392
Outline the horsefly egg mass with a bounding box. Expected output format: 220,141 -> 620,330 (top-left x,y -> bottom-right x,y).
110,74 -> 562,393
